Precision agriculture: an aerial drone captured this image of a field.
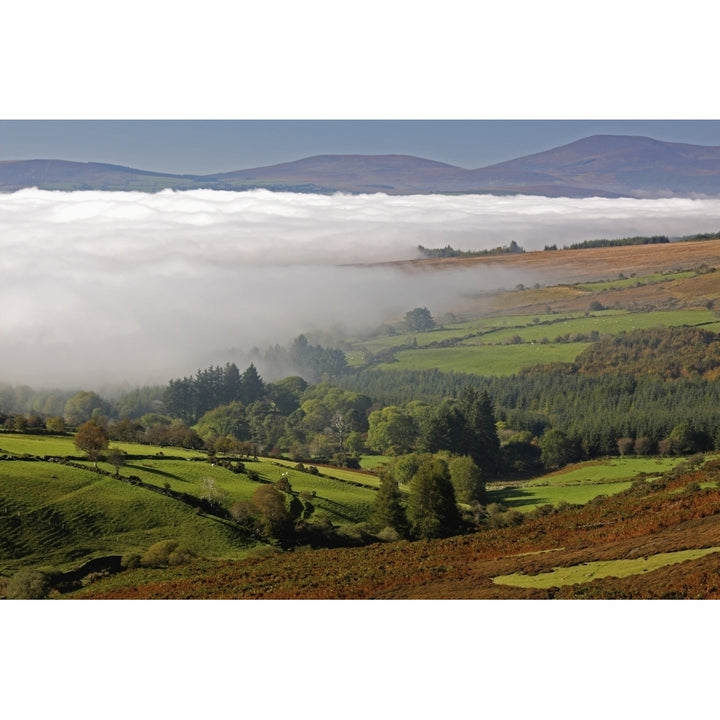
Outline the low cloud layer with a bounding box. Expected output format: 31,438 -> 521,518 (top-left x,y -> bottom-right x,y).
2,188 -> 720,389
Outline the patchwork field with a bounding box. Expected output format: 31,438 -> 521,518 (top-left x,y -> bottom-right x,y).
1,425 -> 695,587
5,238 -> 720,598
69,457 -> 720,599
0,433 -> 382,578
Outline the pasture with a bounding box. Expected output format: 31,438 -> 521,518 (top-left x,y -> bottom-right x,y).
489,456 -> 687,512
378,342 -> 591,375
492,547 -> 720,589
0,460 -> 254,576
0,433 -> 203,460
0,433 -> 381,577
350,304 -> 720,377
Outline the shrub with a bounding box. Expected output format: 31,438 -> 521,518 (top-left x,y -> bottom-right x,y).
4,568 -> 54,599
276,474 -> 292,493
376,526 -> 402,543
121,553 -> 142,569
245,545 -> 283,560
230,500 -> 254,525
140,540 -> 194,568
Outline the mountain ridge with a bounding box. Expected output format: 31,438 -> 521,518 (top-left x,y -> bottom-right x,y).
3,134 -> 720,197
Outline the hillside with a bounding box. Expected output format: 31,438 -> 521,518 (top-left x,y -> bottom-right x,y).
71,457 -> 720,599
3,135 -> 720,196
4,237 -> 720,599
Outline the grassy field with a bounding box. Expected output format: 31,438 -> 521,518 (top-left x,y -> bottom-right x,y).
4,435 -> 685,578
0,434 -> 381,577
68,457 -> 720,599
489,456 -> 686,512
379,342 -> 591,375
0,433 -> 203,459
0,460 -> 254,576
492,547 -> 720,589
575,269 -> 697,292
349,306 -> 720,376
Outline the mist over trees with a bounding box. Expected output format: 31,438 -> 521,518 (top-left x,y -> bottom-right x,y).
4,322 -> 720,512
404,307 -> 435,333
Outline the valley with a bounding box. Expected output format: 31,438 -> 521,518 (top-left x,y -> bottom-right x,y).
3,237 -> 720,598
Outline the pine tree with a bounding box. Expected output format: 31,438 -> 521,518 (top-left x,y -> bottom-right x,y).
370,474 -> 409,537
407,457 -> 461,539
241,363 -> 266,404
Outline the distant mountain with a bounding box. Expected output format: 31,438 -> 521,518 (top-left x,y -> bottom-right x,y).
0,159 -> 203,192
469,135 -> 720,197
3,135 -> 720,197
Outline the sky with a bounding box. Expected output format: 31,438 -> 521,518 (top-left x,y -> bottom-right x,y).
3,119 -> 720,174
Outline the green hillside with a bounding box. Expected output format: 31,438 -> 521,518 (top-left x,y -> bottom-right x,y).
0,460 -> 254,576
0,433 -> 380,581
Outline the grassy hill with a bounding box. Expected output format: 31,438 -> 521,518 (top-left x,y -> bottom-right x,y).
1,427 -> 697,597
68,455 -> 720,599
345,242 -> 720,378
5,238 -> 720,598
0,433 -> 380,584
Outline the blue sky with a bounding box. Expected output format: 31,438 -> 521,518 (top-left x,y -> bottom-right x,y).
3,120 -> 720,175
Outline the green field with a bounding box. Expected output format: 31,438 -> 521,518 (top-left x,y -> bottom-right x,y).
380,342 -> 591,375
526,457 -> 680,486
0,433 -> 704,583
490,457 -> 686,512
575,269 -> 697,292
493,547 -> 720,588
349,308 -> 720,376
465,309 -> 720,345
0,434 -> 381,577
0,460 -> 254,576
0,433 -> 203,459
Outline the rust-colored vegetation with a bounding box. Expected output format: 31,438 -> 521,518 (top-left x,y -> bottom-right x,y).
74,459 -> 720,599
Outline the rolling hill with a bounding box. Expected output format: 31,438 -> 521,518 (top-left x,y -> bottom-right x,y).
3,135 -> 720,196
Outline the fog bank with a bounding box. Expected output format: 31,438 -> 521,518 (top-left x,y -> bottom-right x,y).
2,188 -> 720,388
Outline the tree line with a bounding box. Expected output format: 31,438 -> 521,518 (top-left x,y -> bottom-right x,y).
4,326 -> 720,478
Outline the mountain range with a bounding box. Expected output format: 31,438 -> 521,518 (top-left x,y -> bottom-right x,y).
3,134 -> 720,197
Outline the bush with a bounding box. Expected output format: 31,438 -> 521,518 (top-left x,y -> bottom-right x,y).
376,526 -> 402,542
121,553 -> 142,569
4,568 -> 54,599
245,545 -> 283,560
140,540 -> 194,568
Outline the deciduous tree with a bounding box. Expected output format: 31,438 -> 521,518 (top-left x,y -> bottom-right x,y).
448,455 -> 485,504
74,420 -> 109,469
251,484 -> 293,541
404,307 -> 435,332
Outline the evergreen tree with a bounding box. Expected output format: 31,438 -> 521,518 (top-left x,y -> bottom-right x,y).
407,457 -> 461,539
457,386 -> 501,472
241,363 -> 266,404
221,363 -> 242,405
370,474 -> 409,537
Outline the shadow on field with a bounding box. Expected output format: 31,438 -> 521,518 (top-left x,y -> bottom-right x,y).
489,487 -> 549,509
312,496 -> 359,521
126,464 -> 184,482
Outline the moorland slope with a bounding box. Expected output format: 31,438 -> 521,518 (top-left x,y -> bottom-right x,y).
72,458 -> 720,599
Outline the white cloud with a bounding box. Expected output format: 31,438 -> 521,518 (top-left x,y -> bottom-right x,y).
2,188 -> 720,388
